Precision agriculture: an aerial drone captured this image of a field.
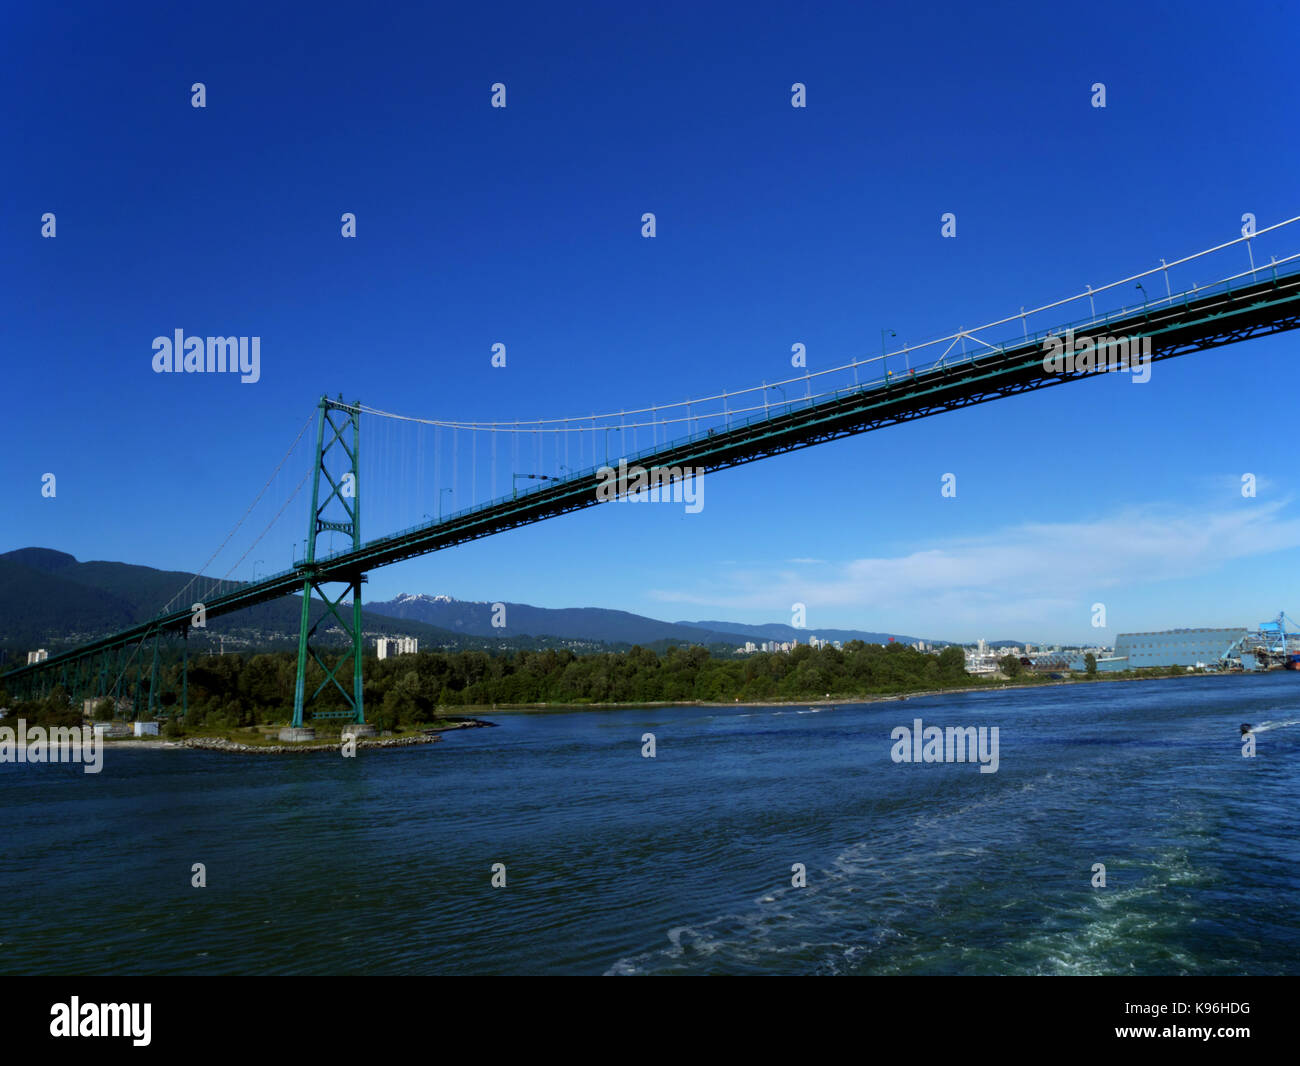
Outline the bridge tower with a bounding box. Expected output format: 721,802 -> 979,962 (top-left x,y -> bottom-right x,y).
290,396 -> 365,731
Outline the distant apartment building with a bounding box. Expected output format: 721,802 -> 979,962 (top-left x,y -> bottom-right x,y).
376,636 -> 419,660
965,641 -> 1001,674
27,649 -> 48,664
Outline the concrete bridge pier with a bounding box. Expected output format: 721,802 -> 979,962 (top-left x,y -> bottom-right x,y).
278,727 -> 317,742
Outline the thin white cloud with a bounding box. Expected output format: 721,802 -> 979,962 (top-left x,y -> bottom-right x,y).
1200,472 -> 1275,497
648,499 -> 1300,638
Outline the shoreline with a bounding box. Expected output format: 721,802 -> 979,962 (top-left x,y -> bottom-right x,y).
37,670 -> 1247,754
454,666 -> 1240,714
95,717 -> 493,753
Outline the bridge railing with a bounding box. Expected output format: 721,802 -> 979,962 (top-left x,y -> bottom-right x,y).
314,226 -> 1300,572
311,252 -> 1300,572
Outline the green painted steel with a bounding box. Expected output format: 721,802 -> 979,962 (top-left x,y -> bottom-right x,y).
291,396 -> 365,727
5,267 -> 1300,713
181,626 -> 188,719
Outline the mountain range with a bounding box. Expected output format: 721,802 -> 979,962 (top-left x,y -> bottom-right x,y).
0,547 -> 968,663
368,593 -> 934,647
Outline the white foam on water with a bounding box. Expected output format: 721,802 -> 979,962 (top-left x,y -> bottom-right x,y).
604,759 -> 1197,976
604,795 -> 989,975
1007,846 -> 1211,975
1248,717 -> 1300,734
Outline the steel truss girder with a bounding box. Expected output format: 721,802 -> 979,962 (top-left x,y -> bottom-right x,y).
326,272 -> 1300,572
4,623 -> 189,721
6,268 -> 1300,698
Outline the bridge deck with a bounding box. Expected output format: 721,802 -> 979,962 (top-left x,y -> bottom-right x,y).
8,265 -> 1300,684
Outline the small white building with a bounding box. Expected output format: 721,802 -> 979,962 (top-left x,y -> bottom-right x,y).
133,721 -> 160,737
27,649 -> 49,664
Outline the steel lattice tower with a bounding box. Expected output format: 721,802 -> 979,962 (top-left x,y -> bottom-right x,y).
291,396 -> 365,727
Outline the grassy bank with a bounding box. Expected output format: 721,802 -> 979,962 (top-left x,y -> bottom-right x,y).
450,663 -> 1240,712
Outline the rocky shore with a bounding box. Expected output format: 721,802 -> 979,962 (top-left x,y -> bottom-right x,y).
176,719 -> 494,754
181,733 -> 444,754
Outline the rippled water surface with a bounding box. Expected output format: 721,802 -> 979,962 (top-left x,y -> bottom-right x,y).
1,674 -> 1295,974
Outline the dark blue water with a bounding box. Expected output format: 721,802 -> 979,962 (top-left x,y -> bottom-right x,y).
1,674 -> 1295,975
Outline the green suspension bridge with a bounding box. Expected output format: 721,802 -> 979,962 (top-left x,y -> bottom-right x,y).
6,219 -> 1300,728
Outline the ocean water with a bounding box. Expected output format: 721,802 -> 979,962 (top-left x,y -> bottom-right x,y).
0,673 -> 1295,975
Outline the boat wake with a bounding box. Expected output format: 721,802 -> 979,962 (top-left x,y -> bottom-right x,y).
1246,718 -> 1300,734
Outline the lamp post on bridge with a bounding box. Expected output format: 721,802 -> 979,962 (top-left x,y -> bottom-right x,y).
438,487 -> 452,521
513,472 -> 560,499
253,559 -> 264,582
881,329 -> 897,381
1135,282 -> 1149,318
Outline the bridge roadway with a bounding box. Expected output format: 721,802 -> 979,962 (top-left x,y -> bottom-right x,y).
8,264 -> 1300,687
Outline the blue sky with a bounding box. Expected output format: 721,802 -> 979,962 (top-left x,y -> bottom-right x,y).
3,1 -> 1299,645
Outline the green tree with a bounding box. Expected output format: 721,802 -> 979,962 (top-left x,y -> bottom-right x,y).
937,646 -> 967,677
998,654 -> 1022,678
1084,652 -> 1097,675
